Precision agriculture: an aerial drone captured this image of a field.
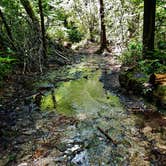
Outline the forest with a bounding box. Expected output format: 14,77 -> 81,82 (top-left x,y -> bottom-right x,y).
0,0 -> 166,165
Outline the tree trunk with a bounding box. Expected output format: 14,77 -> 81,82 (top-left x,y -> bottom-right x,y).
143,0 -> 156,58
0,8 -> 16,50
98,0 -> 108,52
89,26 -> 94,42
20,0 -> 40,31
38,0 -> 47,59
20,0 -> 46,72
0,34 -> 4,50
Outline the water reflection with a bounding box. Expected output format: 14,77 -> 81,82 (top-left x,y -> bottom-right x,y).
41,69 -> 121,118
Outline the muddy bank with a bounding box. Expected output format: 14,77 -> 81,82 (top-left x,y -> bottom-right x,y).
119,69 -> 166,110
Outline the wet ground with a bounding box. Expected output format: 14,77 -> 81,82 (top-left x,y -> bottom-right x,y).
0,54 -> 166,166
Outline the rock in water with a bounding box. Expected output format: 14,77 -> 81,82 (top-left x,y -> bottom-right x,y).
71,151 -> 89,166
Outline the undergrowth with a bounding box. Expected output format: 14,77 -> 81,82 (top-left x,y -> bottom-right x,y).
0,49 -> 16,87
120,40 -> 166,74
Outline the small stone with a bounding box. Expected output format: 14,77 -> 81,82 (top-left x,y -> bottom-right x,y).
156,144 -> 166,153
142,126 -> 152,134
22,129 -> 36,135
17,162 -> 28,166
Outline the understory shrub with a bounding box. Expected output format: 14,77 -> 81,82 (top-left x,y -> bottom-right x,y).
120,41 -> 142,65
67,27 -> 84,43
0,55 -> 16,86
120,40 -> 166,75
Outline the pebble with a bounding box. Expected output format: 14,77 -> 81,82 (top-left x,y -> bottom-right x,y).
17,162 -> 28,166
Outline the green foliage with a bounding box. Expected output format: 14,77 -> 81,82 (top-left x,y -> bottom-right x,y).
0,56 -> 16,86
138,59 -> 165,74
55,8 -> 69,23
8,154 -> 16,162
120,41 -> 142,65
121,39 -> 166,75
137,48 -> 166,74
128,40 -> 142,51
54,28 -> 67,42
155,1 -> 166,44
0,57 -> 16,63
0,0 -> 165,73
153,48 -> 166,63
46,6 -> 84,43
67,27 -> 84,43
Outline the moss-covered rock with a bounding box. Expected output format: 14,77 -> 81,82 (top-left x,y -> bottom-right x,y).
119,70 -> 149,95
153,85 -> 166,108
119,70 -> 166,109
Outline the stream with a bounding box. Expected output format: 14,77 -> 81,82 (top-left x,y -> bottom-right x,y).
0,54 -> 166,166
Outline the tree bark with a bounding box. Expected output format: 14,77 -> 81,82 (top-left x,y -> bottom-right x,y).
20,0 -> 46,71
0,33 -> 4,50
143,0 -> 156,58
98,0 -> 108,52
0,8 -> 16,49
20,0 -> 40,31
38,0 -> 47,59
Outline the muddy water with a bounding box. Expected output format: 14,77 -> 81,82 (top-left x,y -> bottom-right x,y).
38,56 -> 154,165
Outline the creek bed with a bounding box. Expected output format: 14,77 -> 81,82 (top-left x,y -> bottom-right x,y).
1,55 -> 166,166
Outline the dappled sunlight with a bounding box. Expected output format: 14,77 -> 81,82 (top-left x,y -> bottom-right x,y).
41,68 -> 122,119
0,0 -> 165,165
39,56 -> 156,165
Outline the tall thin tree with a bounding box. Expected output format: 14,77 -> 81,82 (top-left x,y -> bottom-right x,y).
143,0 -> 156,58
38,0 -> 47,59
20,0 -> 40,31
98,0 -> 108,53
0,8 -> 16,50
20,0 -> 46,72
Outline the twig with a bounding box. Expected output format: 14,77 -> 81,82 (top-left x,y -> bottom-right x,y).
54,49 -> 70,62
97,126 -> 117,145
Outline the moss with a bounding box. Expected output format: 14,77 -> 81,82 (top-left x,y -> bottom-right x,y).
119,70 -> 149,96
40,93 -> 56,111
41,70 -> 122,116
153,85 -> 166,107
127,71 -> 148,83
156,85 -> 166,94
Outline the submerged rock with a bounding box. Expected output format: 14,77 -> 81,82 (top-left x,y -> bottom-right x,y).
71,151 -> 89,166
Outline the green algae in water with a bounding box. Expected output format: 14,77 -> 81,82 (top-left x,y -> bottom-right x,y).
40,92 -> 56,111
41,70 -> 122,117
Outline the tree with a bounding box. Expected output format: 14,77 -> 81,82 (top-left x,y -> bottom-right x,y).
0,8 -> 16,50
143,0 -> 156,58
20,0 -> 47,72
20,0 -> 40,31
38,0 -> 47,60
71,0 -> 98,42
98,0 -> 109,53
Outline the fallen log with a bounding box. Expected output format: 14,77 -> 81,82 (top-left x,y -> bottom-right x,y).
149,73 -> 166,86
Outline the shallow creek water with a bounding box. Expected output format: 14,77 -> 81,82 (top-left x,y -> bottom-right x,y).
35,55 -> 163,166
1,55 -> 166,166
